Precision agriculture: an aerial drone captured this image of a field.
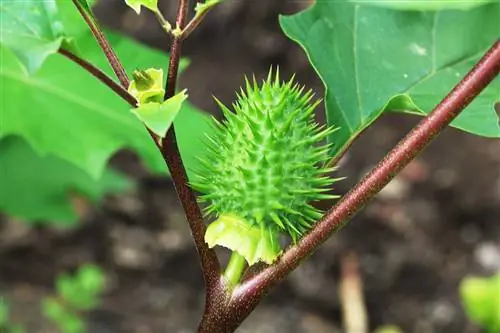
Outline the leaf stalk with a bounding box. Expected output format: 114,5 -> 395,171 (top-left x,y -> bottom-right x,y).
71,0 -> 129,88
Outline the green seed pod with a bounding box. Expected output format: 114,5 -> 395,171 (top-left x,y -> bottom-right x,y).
192,70 -> 339,265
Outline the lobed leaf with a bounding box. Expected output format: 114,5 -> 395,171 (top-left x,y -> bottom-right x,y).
280,1 -> 500,161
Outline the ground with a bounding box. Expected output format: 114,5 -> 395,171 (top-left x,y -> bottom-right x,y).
1,1 -> 499,332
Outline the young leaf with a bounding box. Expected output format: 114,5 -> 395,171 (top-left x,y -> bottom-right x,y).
124,0 -> 158,14
195,0 -> 222,15
77,264 -> 106,295
352,0 -> 497,11
280,2 -> 500,161
0,136 -> 132,223
0,0 -> 66,74
132,90 -> 188,138
460,274 -> 500,332
0,32 -> 209,180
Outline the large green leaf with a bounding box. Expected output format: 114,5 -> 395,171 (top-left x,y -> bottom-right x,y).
0,32 -> 207,179
351,0 -> 497,11
280,2 -> 500,160
0,0 -> 67,74
0,136 -> 132,223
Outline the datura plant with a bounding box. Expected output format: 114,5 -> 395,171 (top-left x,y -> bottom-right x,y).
1,0 -> 499,331
192,70 -> 339,271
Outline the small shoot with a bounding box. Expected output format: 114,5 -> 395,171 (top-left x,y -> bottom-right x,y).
128,68 -> 187,138
43,264 -> 106,333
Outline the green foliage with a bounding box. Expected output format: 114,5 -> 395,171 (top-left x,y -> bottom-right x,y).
0,136 -> 131,223
0,299 -> 26,333
280,1 -> 500,161
460,273 -> 500,332
0,0 -> 68,74
193,72 -> 338,265
353,0 -> 496,11
132,90 -> 188,138
124,0 -> 158,14
195,0 -> 223,16
0,31 -> 208,180
43,264 -> 106,333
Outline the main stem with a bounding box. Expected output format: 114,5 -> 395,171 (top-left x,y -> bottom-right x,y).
199,40 -> 500,332
160,0 -> 221,289
71,0 -> 221,294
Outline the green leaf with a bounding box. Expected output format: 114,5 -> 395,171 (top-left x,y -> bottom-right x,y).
0,0 -> 67,74
280,2 -> 500,161
460,274 -> 500,332
42,297 -> 66,322
0,136 -> 132,223
132,89 -> 188,138
56,273 -> 97,310
352,0 -> 497,11
195,0 -> 222,15
0,32 -> 209,180
55,0 -> 95,39
124,0 -> 158,14
76,264 -> 106,295
0,299 -> 8,325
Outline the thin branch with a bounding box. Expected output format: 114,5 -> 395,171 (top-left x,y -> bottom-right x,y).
160,0 -> 222,288
181,5 -> 212,40
58,48 -> 137,107
71,0 -> 129,88
224,40 -> 500,328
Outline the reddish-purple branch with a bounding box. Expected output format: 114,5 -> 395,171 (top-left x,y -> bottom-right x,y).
71,0 -> 129,88
197,40 -> 500,332
58,49 -> 137,106
160,0 -> 222,289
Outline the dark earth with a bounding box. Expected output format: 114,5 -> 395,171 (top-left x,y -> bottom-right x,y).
1,1 -> 500,332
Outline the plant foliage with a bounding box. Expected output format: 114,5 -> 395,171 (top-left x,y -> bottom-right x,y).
280,1 -> 500,161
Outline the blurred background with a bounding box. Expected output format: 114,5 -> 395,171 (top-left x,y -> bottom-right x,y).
1,1 -> 500,332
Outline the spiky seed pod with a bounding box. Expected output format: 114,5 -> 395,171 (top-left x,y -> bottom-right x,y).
192,70 -> 339,265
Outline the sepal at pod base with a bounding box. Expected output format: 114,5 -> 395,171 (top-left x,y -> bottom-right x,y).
192,69 -> 340,265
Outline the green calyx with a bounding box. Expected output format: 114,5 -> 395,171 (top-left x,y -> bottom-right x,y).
128,68 -> 187,138
192,69 -> 339,265
205,214 -> 281,265
128,68 -> 164,105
